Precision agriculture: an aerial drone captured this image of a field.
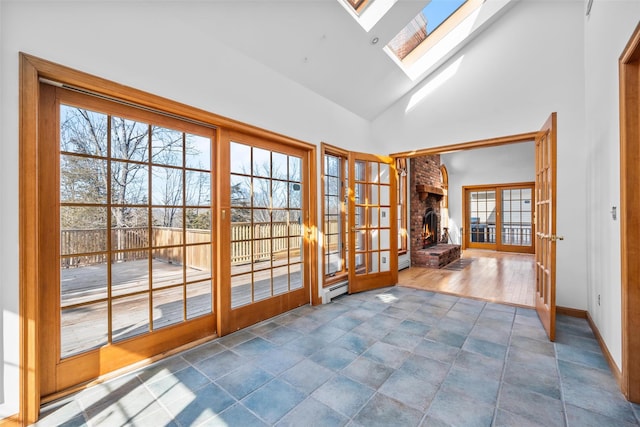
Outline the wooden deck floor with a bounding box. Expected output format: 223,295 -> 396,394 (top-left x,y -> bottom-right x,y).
397,249 -> 535,307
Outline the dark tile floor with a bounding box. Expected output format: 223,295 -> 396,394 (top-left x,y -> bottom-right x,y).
35,286 -> 640,426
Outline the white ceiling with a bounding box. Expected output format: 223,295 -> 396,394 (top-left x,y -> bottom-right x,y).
204,0 -> 494,120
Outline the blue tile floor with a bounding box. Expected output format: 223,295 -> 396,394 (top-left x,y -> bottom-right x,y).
35,287 -> 640,426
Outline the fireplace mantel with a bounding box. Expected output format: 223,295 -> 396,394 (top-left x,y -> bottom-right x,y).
416,184 -> 444,201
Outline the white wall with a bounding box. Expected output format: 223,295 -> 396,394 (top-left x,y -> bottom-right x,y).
0,1 -> 373,418
441,142 -> 535,245
373,1 -> 588,313
584,0 -> 640,371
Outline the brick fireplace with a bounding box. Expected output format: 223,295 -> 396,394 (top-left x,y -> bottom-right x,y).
410,155 -> 461,268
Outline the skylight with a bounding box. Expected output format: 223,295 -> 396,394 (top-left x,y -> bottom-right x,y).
345,0 -> 372,16
339,0 -> 398,32
387,0 -> 468,61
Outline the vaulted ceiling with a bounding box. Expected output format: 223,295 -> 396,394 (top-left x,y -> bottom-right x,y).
205,0 -> 514,120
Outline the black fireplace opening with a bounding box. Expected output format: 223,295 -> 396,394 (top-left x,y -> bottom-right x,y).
422,208 -> 438,248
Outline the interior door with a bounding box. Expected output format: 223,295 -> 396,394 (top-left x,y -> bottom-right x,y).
348,152 -> 398,293
535,113 -> 558,341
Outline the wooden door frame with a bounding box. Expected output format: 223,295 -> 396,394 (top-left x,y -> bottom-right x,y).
619,22 -> 640,403
347,151 -> 398,293
18,53 -> 318,425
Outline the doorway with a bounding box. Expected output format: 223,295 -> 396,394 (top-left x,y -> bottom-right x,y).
619,22 -> 640,403
390,120 -> 556,338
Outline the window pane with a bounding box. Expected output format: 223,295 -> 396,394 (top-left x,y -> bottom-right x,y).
230,142 -> 251,174
231,175 -> 251,207
112,117 -> 149,162
273,266 -> 289,296
112,294 -> 150,342
290,264 -> 303,290
289,156 -> 301,182
253,178 -> 270,207
152,166 -> 183,206
185,171 -> 210,206
187,280 -> 212,319
151,126 -> 182,166
272,152 -> 288,180
289,182 -> 302,208
61,260 -> 108,307
60,155 -> 107,203
152,247 -> 183,289
153,286 -> 184,330
61,302 -> 108,358
231,274 -> 252,308
112,217 -> 148,252
186,208 -> 211,243
111,162 -> 148,205
254,269 -> 271,302
185,134 -> 211,171
186,244 -> 211,282
61,105 -> 108,156
111,251 -> 149,296
253,147 -> 271,177
61,206 -> 108,254
272,180 -> 288,208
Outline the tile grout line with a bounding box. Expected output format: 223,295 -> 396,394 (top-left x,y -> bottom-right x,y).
490,306 -> 516,427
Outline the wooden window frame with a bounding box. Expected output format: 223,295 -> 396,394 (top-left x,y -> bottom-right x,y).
321,143 -> 349,287
462,182 -> 535,254
18,53 -> 318,425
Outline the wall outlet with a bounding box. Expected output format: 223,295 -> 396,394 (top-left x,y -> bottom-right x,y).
598,294 -> 601,306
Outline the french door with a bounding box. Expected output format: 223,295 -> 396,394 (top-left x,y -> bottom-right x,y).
348,152 -> 398,293
221,131 -> 311,334
464,183 -> 535,254
535,113 -> 559,341
39,85 -> 217,396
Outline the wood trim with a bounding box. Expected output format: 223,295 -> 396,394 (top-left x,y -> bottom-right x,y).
556,306 -> 623,389
619,22 -> 640,403
556,306 -> 587,319
0,415 -> 21,427
309,145 -> 321,306
389,131 -> 538,159
19,52 -> 41,427
40,332 -> 217,404
320,143 -> 349,289
586,311 -> 623,389
22,53 -> 315,152
216,127 -> 231,337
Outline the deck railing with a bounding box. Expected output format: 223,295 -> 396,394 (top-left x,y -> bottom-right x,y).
61,222 -> 303,268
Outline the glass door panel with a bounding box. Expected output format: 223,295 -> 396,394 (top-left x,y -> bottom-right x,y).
229,141 -> 305,309
348,152 -> 397,293
43,86 -> 217,396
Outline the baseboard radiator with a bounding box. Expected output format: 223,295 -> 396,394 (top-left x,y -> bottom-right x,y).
322,280 -> 349,303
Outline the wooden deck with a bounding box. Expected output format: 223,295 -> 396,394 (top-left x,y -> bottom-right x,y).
398,249 -> 535,307
59,259 -> 302,357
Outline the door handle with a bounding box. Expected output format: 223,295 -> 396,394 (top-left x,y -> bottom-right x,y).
550,234 -> 564,242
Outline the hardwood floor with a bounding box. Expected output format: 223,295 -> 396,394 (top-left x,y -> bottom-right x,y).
397,249 -> 535,307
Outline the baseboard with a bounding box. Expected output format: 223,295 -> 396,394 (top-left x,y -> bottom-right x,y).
585,311 -> 623,388
557,306 -> 623,390
556,306 -> 587,318
0,414 -> 21,427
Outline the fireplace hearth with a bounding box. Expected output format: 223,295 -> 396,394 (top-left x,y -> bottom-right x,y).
422,208 -> 438,248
